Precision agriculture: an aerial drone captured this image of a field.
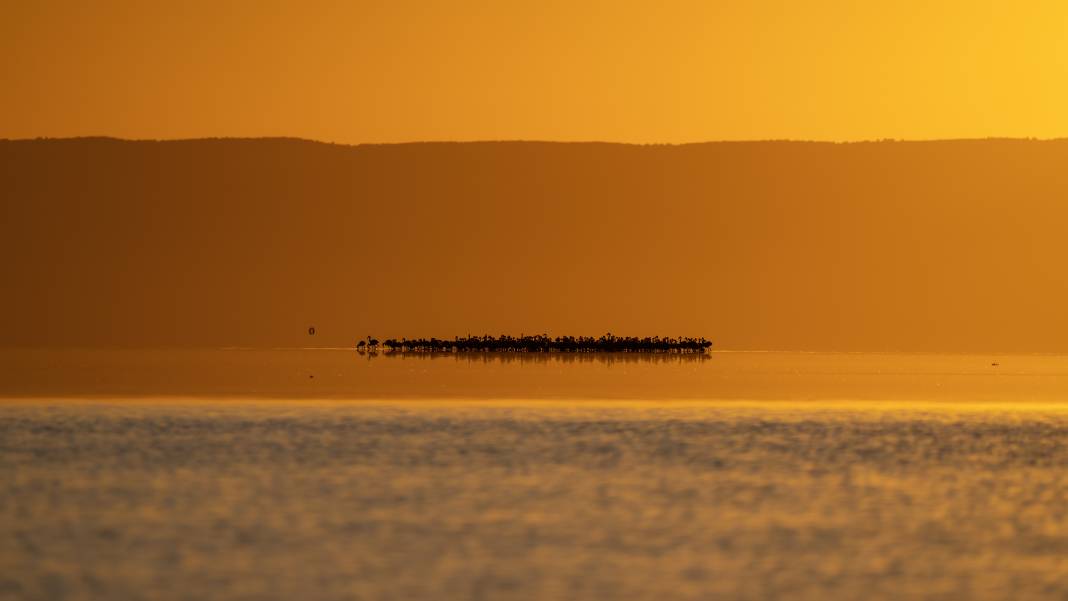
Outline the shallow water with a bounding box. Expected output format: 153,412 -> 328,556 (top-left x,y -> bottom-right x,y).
4,351 -> 1068,600
2,348 -> 1066,402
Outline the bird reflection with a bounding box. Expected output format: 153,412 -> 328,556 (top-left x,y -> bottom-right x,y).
356,350 -> 712,365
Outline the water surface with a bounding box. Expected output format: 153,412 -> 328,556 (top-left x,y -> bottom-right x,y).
2,348 -> 1064,402
3,350 -> 1068,600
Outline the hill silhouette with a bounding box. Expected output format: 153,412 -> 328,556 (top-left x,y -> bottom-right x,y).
2,137 -> 1067,351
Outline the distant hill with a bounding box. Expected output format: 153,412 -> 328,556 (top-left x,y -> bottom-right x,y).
2,137 -> 1067,351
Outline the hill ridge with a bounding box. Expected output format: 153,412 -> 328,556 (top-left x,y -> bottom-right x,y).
3,137 -> 1068,351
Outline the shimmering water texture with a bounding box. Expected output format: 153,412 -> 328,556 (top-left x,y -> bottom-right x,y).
4,352 -> 1068,600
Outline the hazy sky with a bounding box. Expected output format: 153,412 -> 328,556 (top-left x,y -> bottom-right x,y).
3,1 -> 1067,143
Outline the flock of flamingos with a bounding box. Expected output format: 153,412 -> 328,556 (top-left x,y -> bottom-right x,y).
353,333 -> 713,354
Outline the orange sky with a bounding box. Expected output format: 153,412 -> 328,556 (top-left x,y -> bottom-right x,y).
3,1 -> 1067,143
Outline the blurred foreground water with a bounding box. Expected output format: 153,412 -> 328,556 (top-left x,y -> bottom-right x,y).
3,350 -> 1068,600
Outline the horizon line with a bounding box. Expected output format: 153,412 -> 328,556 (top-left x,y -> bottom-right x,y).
4,135 -> 1068,148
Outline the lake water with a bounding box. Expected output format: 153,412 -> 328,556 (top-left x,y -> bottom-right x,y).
4,350 -> 1068,600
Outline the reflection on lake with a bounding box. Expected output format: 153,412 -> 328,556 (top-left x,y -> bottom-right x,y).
358,349 -> 714,363
4,350 -> 1068,599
